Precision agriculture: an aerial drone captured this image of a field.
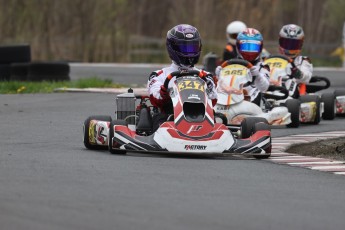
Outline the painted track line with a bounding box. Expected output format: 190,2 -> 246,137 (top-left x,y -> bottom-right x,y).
268,131 -> 345,176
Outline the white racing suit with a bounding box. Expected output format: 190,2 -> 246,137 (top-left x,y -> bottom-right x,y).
215,101 -> 291,125
147,62 -> 217,131
292,55 -> 313,84
214,61 -> 291,125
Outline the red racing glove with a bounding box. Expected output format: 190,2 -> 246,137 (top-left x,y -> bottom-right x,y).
159,85 -> 169,101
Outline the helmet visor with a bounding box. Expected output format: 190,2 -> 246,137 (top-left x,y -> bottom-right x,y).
238,41 -> 262,53
279,37 -> 303,50
229,33 -> 238,39
171,41 -> 201,56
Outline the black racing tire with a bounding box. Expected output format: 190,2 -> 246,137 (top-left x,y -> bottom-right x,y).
285,99 -> 300,128
10,63 -> 29,81
321,92 -> 335,120
83,115 -> 112,150
0,64 -> 11,81
334,89 -> 345,97
241,117 -> 268,139
27,62 -> 70,81
299,95 -> 321,125
0,45 -> 31,64
253,122 -> 271,133
109,120 -> 127,154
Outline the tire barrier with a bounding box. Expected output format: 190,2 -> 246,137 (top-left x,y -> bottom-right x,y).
10,63 -> 29,81
27,62 -> 70,81
0,64 -> 11,81
0,45 -> 31,64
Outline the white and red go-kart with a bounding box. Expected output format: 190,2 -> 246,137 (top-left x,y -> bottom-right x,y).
83,70 -> 272,158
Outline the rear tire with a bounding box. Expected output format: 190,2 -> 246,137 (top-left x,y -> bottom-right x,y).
321,92 -> 335,120
241,117 -> 268,139
108,120 -> 127,154
299,95 -> 321,124
83,115 -> 112,150
285,99 -> 300,128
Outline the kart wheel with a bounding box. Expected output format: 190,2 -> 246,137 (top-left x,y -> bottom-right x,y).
285,99 -> 300,128
241,117 -> 268,139
108,120 -> 127,154
321,92 -> 335,120
83,115 -> 112,150
299,95 -> 321,125
253,122 -> 271,133
334,89 -> 345,97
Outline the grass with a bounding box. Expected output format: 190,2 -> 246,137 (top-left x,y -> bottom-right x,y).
0,77 -> 125,94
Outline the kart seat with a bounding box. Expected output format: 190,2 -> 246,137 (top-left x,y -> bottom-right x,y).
136,107 -> 153,135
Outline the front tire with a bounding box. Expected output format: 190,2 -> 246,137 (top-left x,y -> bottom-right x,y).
285,99 -> 300,128
241,117 -> 268,139
83,115 -> 112,150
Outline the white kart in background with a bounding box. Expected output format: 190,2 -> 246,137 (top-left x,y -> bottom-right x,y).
263,55 -> 337,127
214,59 -> 293,133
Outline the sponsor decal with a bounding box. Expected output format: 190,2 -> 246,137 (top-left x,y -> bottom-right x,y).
336,96 -> 345,114
148,79 -> 156,87
300,102 -> 316,122
186,33 -> 194,38
96,125 -> 107,145
184,145 -> 207,150
188,94 -> 200,100
187,125 -> 203,134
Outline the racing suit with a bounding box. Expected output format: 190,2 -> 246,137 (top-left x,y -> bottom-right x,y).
147,62 -> 217,131
214,58 -> 290,125
289,56 -> 313,98
216,58 -> 270,105
222,43 -> 237,62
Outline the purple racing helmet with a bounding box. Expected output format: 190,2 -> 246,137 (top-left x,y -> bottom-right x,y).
166,24 -> 202,67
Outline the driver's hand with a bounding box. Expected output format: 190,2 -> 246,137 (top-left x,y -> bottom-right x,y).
290,66 -> 302,79
215,66 -> 222,77
205,75 -> 215,90
159,85 -> 169,100
250,65 -> 260,77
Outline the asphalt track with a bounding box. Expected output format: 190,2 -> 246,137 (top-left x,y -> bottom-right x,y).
1,64 -> 345,230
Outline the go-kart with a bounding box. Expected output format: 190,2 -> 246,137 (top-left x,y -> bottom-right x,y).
214,59 -> 293,129
83,70 -> 271,158
263,54 -> 336,126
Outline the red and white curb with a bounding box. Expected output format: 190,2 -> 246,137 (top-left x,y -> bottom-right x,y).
268,131 -> 345,176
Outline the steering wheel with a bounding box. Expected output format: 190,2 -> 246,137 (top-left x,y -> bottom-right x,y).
163,70 -> 206,89
263,85 -> 289,100
266,54 -> 295,67
220,58 -> 253,69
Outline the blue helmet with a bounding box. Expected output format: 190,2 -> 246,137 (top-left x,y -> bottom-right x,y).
166,24 -> 202,67
236,28 -> 263,62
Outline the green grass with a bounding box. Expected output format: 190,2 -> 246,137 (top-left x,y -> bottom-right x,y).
0,77 -> 124,94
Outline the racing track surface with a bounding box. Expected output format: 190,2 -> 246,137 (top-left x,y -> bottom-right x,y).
0,65 -> 345,230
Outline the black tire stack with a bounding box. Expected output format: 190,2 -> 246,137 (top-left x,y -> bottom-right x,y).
0,45 -> 70,81
0,45 -> 31,81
